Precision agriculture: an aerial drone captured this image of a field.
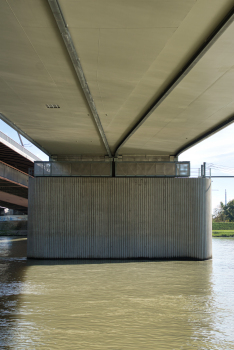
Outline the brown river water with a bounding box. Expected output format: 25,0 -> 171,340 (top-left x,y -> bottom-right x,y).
0,237 -> 234,350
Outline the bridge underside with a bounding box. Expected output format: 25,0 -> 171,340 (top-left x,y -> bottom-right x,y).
0,163 -> 29,214
0,0 -> 233,158
0,132 -> 40,213
0,176 -> 28,214
1,1 -> 232,259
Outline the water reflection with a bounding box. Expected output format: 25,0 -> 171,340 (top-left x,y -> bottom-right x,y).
0,237 -> 234,349
0,237 -> 27,349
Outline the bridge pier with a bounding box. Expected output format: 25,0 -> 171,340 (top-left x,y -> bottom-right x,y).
27,176 -> 212,260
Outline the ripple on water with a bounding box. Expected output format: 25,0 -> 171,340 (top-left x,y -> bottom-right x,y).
0,237 -> 234,349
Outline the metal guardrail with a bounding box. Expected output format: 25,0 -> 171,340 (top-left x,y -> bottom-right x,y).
34,161 -> 112,177
34,161 -> 190,177
190,162 -> 234,178
0,131 -> 41,161
190,168 -> 234,178
115,161 -> 190,177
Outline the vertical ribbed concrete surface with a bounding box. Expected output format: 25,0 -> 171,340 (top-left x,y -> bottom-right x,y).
28,178 -> 212,260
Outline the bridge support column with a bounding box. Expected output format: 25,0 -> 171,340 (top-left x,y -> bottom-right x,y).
27,177 -> 212,260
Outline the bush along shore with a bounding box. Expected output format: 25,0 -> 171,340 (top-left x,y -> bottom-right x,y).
0,221 -> 27,236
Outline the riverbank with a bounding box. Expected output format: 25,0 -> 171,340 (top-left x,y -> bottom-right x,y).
212,230 -> 234,237
0,230 -> 27,236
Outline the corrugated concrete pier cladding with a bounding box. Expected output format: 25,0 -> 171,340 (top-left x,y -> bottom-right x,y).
28,178 -> 212,260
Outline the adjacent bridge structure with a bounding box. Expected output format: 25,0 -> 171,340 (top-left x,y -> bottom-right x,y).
0,131 -> 40,214
1,0 -> 233,259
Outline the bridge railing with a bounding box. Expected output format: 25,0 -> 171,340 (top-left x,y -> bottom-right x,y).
190,166 -> 234,178
115,161 -> 189,177
34,161 -> 190,177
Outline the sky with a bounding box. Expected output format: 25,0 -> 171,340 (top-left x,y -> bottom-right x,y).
179,124 -> 234,212
1,119 -> 234,213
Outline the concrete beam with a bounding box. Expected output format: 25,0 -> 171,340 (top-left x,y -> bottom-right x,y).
0,113 -> 50,157
47,0 -> 112,157
0,130 -> 41,163
114,6 -> 234,157
0,161 -> 29,187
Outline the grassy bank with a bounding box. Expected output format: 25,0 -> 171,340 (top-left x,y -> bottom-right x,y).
212,230 -> 234,237
212,222 -> 234,237
212,222 -> 234,230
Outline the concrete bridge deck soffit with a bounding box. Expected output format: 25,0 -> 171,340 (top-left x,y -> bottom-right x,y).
0,0 -> 234,158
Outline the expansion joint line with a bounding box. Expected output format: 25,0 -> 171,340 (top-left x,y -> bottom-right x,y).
114,6 -> 234,157
48,0 -> 112,157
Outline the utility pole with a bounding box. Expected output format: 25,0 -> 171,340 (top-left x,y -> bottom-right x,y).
225,189 -> 227,205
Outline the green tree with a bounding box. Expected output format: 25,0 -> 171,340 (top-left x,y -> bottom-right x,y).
213,200 -> 234,222
213,201 -> 226,222
223,199 -> 234,222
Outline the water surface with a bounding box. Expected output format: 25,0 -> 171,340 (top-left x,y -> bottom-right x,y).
0,237 -> 234,349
